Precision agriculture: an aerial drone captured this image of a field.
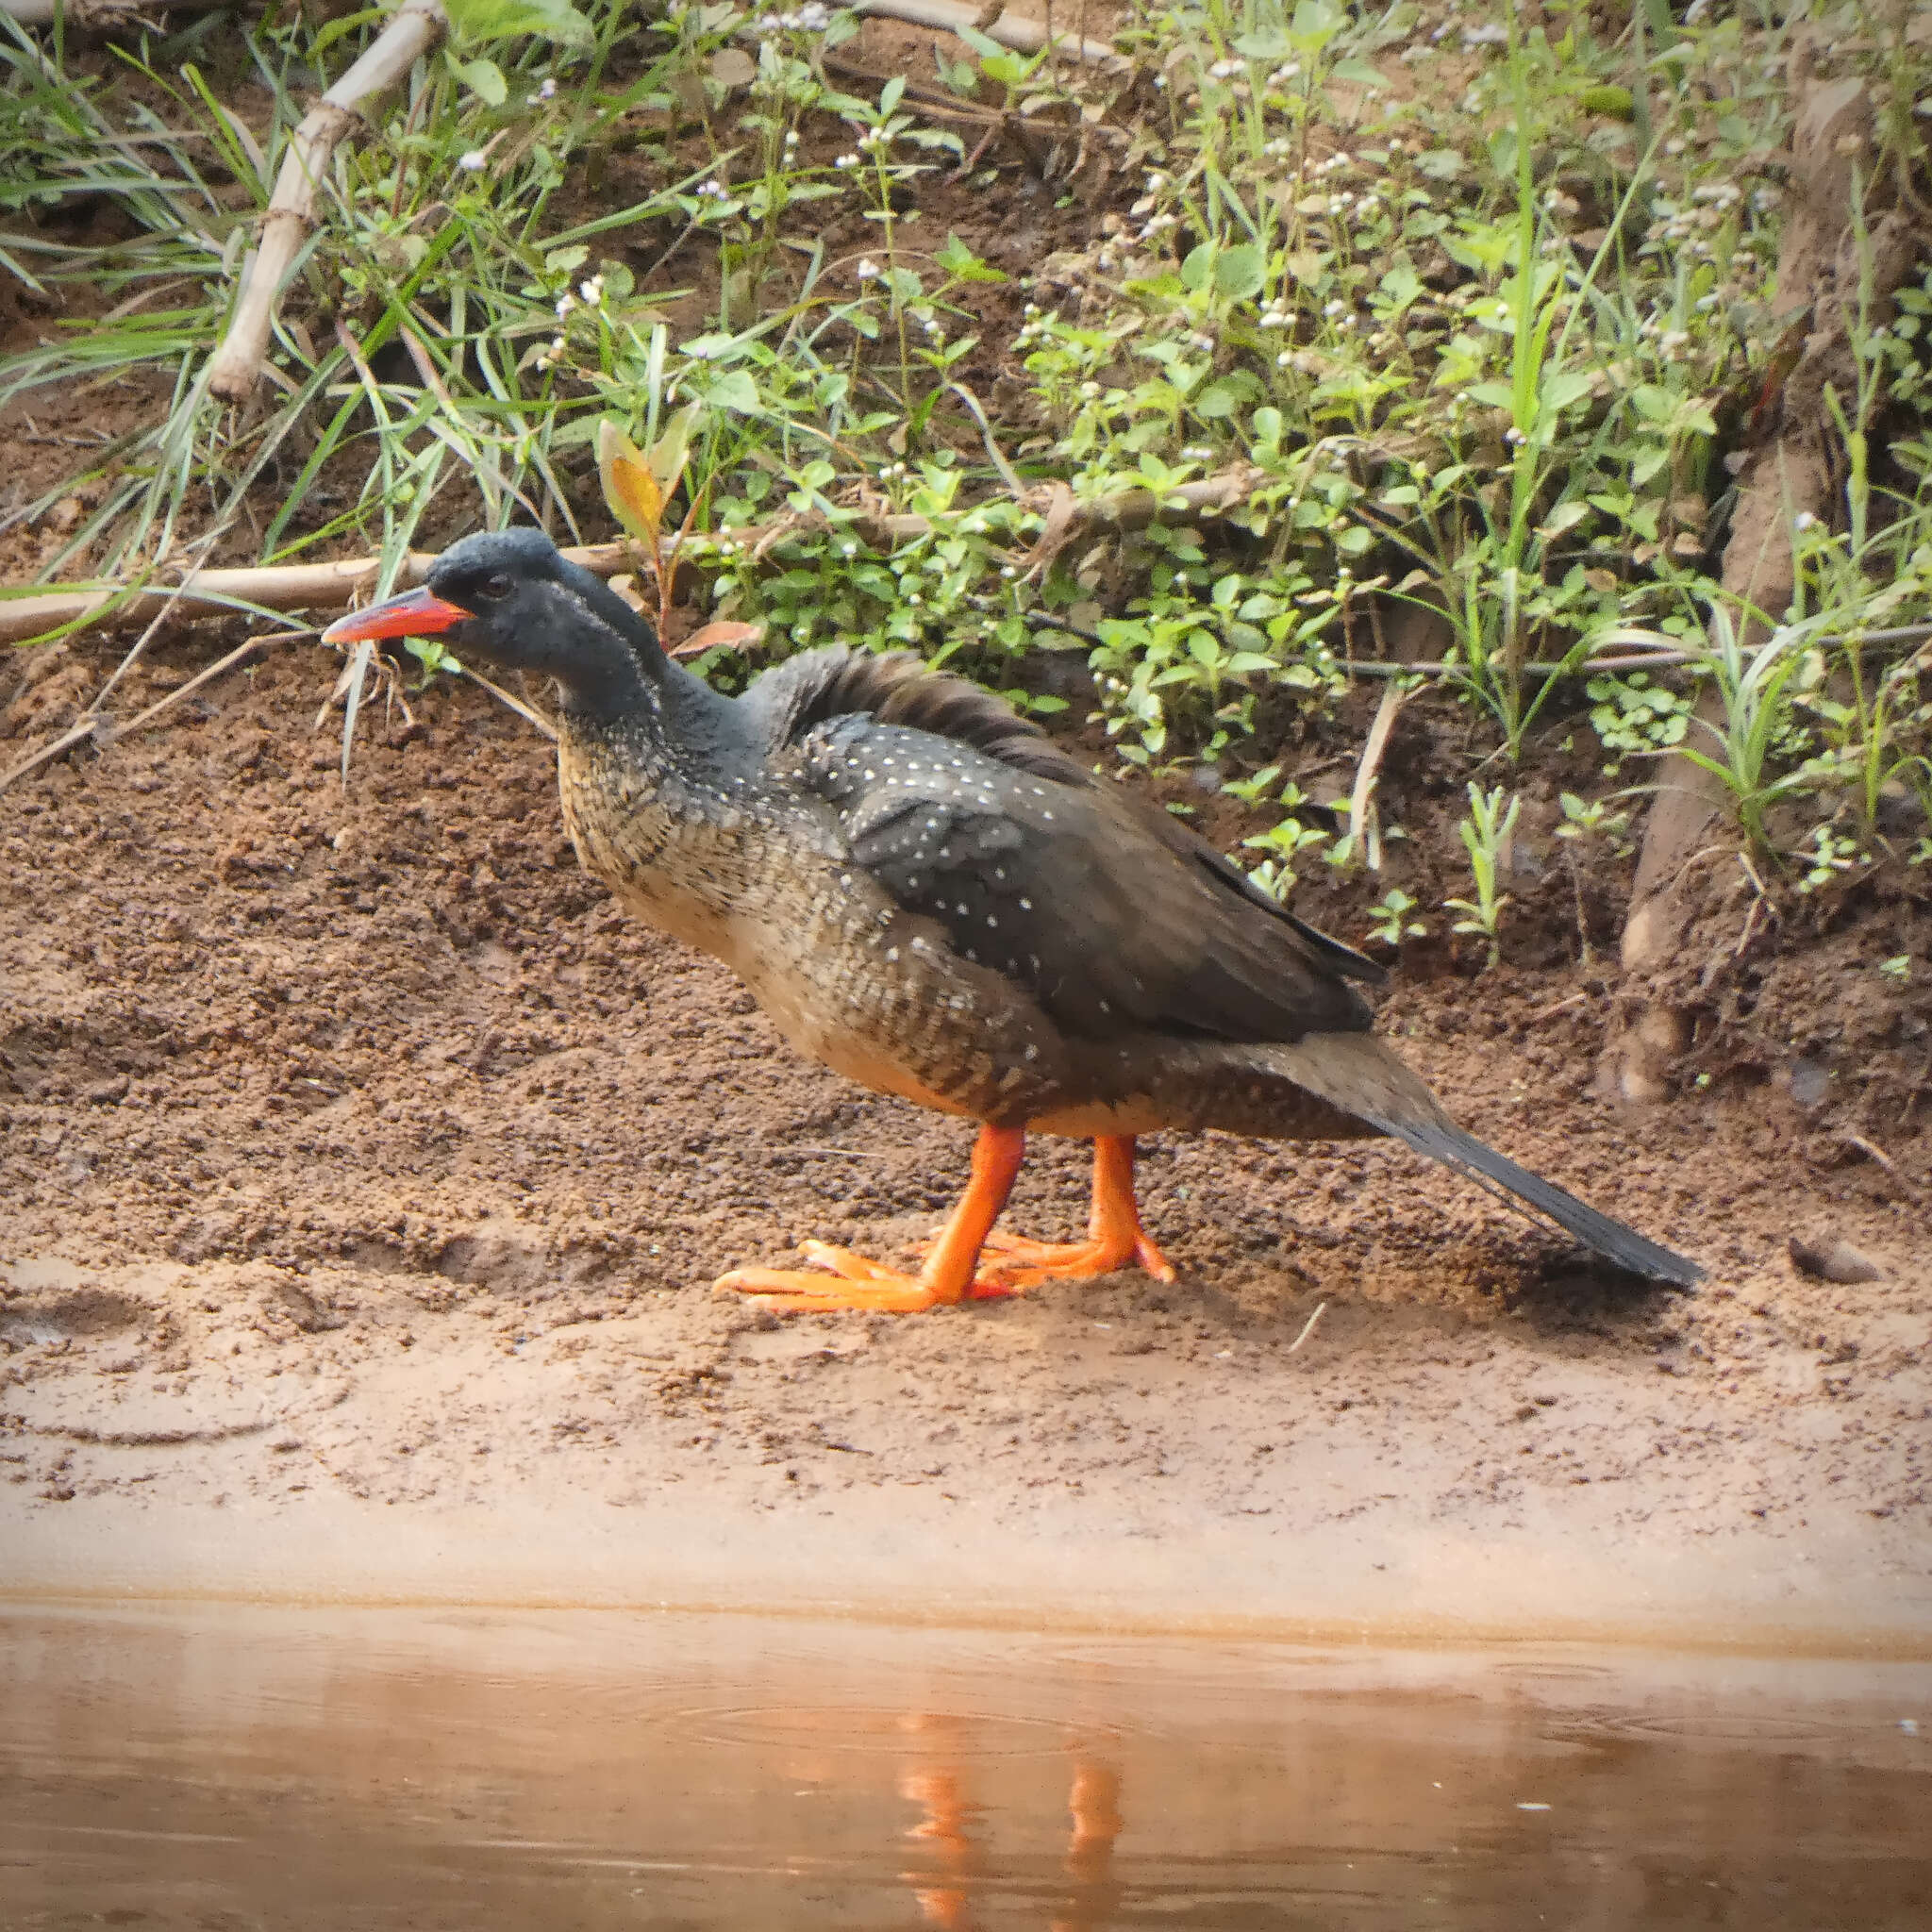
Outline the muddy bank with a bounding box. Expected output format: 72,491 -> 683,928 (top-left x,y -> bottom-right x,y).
2,642 -> 1928,1642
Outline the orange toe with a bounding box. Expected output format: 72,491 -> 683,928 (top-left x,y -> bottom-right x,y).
712,1124 -> 1030,1316
973,1227 -> 1177,1290
715,1241 -> 951,1313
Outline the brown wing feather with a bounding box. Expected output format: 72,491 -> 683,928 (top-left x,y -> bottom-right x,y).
745,645 -> 1093,787
789,712 -> 1376,1045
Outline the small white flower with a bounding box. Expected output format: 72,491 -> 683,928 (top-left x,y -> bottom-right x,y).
857,257 -> 879,280
458,150 -> 489,173
1794,510 -> 1819,531
579,275 -> 605,306
1190,331 -> 1214,352
835,153 -> 858,169
538,76 -> 558,100
555,291 -> 576,320
1208,57 -> 1242,80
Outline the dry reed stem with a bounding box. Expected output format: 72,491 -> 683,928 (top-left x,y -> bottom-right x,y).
207,0 -> 447,401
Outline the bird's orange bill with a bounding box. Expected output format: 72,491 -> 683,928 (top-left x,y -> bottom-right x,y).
321,588 -> 474,646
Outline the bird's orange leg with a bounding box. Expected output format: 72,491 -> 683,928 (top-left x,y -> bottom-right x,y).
714,1124 -> 1027,1314
973,1136 -> 1177,1289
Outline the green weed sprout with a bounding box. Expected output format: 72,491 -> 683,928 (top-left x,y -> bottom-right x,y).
1445,782 -> 1520,968
1367,887 -> 1426,947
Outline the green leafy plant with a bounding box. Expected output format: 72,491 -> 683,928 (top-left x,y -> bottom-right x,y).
1444,782 -> 1521,968
1367,887 -> 1426,947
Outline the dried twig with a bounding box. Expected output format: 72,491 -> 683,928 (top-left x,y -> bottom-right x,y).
0,716 -> 105,798
460,666 -> 558,741
1284,1300 -> 1327,1356
1839,1132 -> 1923,1204
207,1 -> 447,400
0,0 -> 226,21
1344,679 -> 1403,873
0,632 -> 280,798
855,0 -> 1114,62
3,469 -> 1270,648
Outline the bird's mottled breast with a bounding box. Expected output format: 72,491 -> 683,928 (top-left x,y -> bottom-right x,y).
553,726 -> 1070,1123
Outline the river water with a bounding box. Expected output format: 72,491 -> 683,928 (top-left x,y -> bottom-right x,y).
2,1604 -> 1927,1928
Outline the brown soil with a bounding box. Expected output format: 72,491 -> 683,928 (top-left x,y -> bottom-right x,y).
3,637 -> 1928,1643
3,8 -> 1929,1644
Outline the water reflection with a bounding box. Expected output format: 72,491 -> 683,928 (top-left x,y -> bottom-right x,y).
0,1605 -> 1927,1929
896,1747 -> 1122,1931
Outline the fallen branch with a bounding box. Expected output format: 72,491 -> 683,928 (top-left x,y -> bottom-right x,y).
0,542 -> 667,647
206,0 -> 447,401
855,0 -> 1115,62
0,0 -> 227,22
1,469 -> 1269,646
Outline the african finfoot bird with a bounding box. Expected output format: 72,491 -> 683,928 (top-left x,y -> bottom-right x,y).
323,528 -> 1702,1311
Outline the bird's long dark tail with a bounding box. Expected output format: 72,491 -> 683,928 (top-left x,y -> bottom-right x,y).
1269,1034 -> 1705,1290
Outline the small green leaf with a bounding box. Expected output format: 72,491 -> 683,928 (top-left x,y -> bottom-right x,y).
438,0 -> 594,46
1214,242 -> 1266,301
1330,58 -> 1390,89
446,52 -> 508,105
703,368 -> 761,413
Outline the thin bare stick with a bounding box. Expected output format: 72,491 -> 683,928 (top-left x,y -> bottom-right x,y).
86,525 -> 227,717
460,665 -> 558,741
946,381 -> 1024,496
0,717 -> 102,798
207,1 -> 448,401
1,0 -> 226,21
0,632 -> 278,798
1840,1132 -> 1923,1204
3,470 -> 1270,648
1345,679 -> 1404,873
1284,1300 -> 1327,1356
854,0 -> 1114,61
117,632 -> 282,735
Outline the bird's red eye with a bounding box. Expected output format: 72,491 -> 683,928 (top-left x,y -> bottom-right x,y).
477,572 -> 514,601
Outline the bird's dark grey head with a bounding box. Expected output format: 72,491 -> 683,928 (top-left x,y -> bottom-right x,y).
323,526 -> 658,720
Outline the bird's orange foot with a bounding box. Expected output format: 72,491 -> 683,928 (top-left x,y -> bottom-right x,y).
714,1240 -> 1018,1315
970,1225 -> 1178,1291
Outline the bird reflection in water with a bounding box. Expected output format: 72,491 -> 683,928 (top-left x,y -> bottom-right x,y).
895,1723 -> 1124,1931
